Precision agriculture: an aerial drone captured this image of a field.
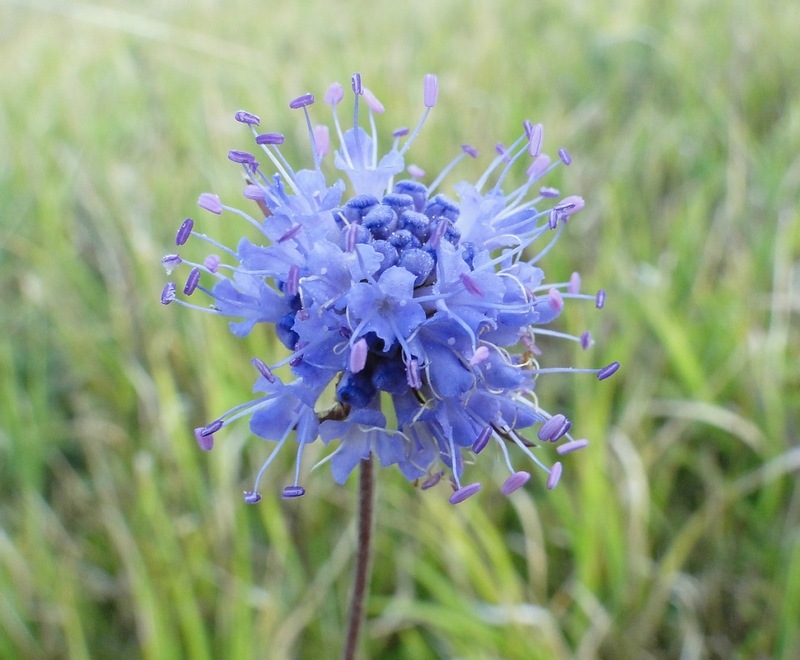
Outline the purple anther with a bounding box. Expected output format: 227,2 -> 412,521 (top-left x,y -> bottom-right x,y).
538,414 -> 567,441
349,338 -> 369,374
468,346 -> 490,366
595,289 -> 606,309
198,193 -> 222,214
428,219 -> 448,249
461,144 -> 479,158
546,462 -> 563,490
449,482 -> 482,504
558,195 -> 585,217
363,88 -> 385,113
251,357 -> 276,383
282,486 -> 306,498
278,224 -> 302,243
472,426 -> 492,454
350,72 -> 363,94
548,208 -> 559,230
244,185 -> 265,200
526,154 -> 551,180
314,125 -> 330,157
228,150 -> 256,164
200,419 -> 223,436
528,123 -> 544,157
204,254 -> 220,273
160,282 -> 176,305
183,267 -> 200,295
597,361 -> 620,381
285,264 -> 300,296
197,185 -> 217,209
580,331 -> 592,350
345,223 -> 359,252
243,491 -> 262,504
423,73 -> 439,108
234,110 -> 260,126
325,82 -> 344,105
558,147 -> 572,165
255,132 -> 286,145
392,127 -> 410,138
407,164 -> 425,178
523,119 -> 533,138
553,419 -> 571,441
568,272 -> 581,294
495,143 -> 508,157
501,471 -> 531,495
460,273 -> 484,297
420,470 -> 445,490
556,439 -> 590,455
406,358 -> 422,389
175,218 -> 194,245
161,254 -> 182,272
194,427 -> 214,451
539,186 -> 560,198
548,287 -> 564,312
289,93 -> 315,109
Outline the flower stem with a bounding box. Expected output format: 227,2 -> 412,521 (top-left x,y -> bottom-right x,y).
342,453 -> 375,660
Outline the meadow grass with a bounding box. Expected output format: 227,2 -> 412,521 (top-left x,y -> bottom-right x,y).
1,0 -> 798,657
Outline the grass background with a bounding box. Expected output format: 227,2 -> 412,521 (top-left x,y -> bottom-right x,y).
1,0 -> 798,658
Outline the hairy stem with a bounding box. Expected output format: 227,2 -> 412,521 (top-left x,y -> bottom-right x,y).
342,453 -> 375,660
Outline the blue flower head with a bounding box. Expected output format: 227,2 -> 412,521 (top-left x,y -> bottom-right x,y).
162,73 -> 619,504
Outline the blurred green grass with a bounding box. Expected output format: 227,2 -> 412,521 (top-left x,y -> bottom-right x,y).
1,0 -> 798,657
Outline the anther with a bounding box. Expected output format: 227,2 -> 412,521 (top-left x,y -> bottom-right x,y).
175,218 -> 194,245
289,93 -> 315,109
449,482 -> 482,504
597,361 -> 620,381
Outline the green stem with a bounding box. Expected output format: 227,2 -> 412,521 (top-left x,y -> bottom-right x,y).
342,453 -> 375,660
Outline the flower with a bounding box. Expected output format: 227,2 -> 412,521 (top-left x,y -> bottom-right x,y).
162,72 -> 619,504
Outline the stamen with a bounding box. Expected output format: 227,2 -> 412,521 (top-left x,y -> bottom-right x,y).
362,88 -> 385,113
546,462 -> 563,489
351,72 -> 363,95
243,491 -> 262,504
449,482 -> 482,504
251,357 -> 276,383
228,150 -> 256,164
528,123 -> 544,157
160,282 -> 176,305
595,289 -> 606,309
162,255 -> 181,273
558,148 -> 572,165
325,82 -> 344,105
183,268 -> 201,295
194,427 -> 214,451
406,358 -> 422,388
538,414 -> 567,441
349,338 -> 368,373
234,110 -> 260,125
580,331 -> 592,350
198,193 -> 223,215
597,361 -> 620,381
420,470 -> 445,490
468,346 -> 490,366
568,272 -> 581,294
255,133 -> 286,145
423,73 -> 439,108
556,439 -> 589,455
282,486 -> 306,498
199,419 -> 223,437
472,426 -> 492,454
501,471 -> 531,495
204,254 -> 221,273
460,273 -> 484,297
289,93 -> 315,109
175,218 -> 194,245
